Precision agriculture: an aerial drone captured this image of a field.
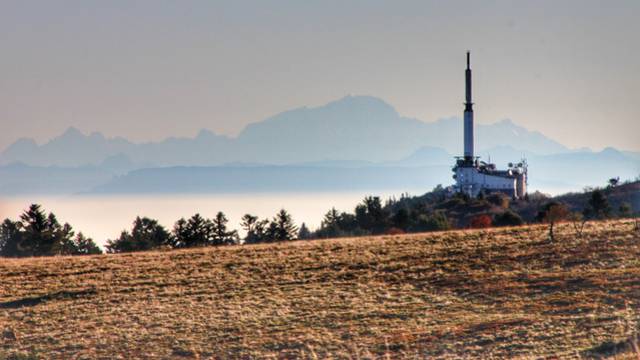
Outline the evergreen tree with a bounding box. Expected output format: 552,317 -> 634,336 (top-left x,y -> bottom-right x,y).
355,196 -> 389,234
585,190 -> 611,219
72,233 -> 102,255
105,217 -> 171,253
298,223 -> 312,240
241,214 -> 269,244
211,212 -> 238,245
391,208 -> 411,231
173,213 -> 213,248
0,219 -> 22,257
318,208 -> 342,238
270,209 -> 297,241
0,204 -> 100,257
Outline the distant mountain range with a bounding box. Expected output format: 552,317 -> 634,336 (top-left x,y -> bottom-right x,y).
1,95 -> 638,195
1,96 -> 570,167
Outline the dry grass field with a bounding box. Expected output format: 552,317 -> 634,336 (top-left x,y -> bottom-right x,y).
1,219 -> 639,359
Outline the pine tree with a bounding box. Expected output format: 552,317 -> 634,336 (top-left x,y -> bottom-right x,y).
106,217 -> 171,253
270,209 -> 297,241
241,214 -> 269,244
211,212 -> 238,245
298,223 -> 312,240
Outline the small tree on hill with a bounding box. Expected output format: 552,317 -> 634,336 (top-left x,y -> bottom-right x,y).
618,202 -> 632,218
241,214 -> 269,244
298,223 -> 312,240
355,196 -> 389,234
0,219 -> 23,257
269,209 -> 297,241
173,213 -> 213,248
0,204 -> 98,257
391,208 -> 411,231
414,211 -> 451,232
105,217 -> 171,253
72,233 -> 102,255
568,212 -> 587,238
585,189 -> 611,220
543,203 -> 569,242
211,212 -> 238,245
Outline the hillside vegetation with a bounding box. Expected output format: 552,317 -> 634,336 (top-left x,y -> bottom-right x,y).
1,219 -> 639,359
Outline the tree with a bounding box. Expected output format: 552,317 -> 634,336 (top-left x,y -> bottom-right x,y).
0,219 -> 22,257
318,208 -> 342,238
241,214 -> 269,244
585,189 -> 611,220
210,212 -> 238,245
391,208 -> 411,231
298,223 -> 312,240
568,212 -> 587,238
269,209 -> 297,241
469,214 -> 492,229
355,196 -> 389,234
413,211 -> 451,232
173,214 -> 213,248
105,217 -> 171,253
71,233 -> 102,255
494,210 -> 524,227
618,202 -> 632,218
19,204 -> 62,256
0,204 -> 100,257
542,203 -> 569,242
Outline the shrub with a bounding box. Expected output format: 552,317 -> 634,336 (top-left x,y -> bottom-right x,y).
494,210 -> 524,227
469,214 -> 492,228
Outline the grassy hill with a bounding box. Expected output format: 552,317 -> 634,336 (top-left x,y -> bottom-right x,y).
1,219 -> 639,359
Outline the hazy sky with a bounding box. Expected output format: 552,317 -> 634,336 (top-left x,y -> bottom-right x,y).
1,0 -> 638,151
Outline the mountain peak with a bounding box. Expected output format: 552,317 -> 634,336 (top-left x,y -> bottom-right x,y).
328,95 -> 397,113
58,126 -> 85,140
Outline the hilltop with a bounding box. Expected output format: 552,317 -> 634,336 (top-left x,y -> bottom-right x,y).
1,219 -> 639,358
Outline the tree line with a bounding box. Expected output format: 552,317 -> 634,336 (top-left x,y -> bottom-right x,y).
1,180 -> 636,257
103,209 -> 298,253
0,204 -> 101,257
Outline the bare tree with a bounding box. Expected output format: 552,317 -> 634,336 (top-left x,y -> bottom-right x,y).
543,204 -> 569,242
568,212 -> 587,238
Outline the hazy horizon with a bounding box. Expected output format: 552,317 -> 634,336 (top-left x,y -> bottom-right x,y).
1,1 -> 639,152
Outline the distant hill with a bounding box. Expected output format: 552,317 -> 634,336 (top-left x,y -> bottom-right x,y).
89,165 -> 452,194
0,95 -> 570,167
0,147 -> 637,196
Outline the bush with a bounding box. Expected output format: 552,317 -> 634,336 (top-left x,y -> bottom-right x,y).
469,214 -> 492,228
494,210 -> 524,227
487,193 -> 510,209
414,211 -> 451,232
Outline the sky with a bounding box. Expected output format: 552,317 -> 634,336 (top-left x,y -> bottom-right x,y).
1,0 -> 638,152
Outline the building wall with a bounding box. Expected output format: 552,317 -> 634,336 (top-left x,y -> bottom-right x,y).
455,167 -> 517,197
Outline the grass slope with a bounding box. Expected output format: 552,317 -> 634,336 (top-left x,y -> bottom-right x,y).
1,220 -> 639,359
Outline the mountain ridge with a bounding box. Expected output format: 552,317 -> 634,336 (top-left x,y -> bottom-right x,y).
1,95 -> 573,167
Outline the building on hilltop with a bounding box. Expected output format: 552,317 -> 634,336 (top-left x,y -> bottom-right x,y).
452,52 -> 528,199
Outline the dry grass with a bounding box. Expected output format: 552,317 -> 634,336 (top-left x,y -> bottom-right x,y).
1,219 -> 639,359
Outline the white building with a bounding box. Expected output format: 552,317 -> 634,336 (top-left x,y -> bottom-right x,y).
452,52 -> 528,199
